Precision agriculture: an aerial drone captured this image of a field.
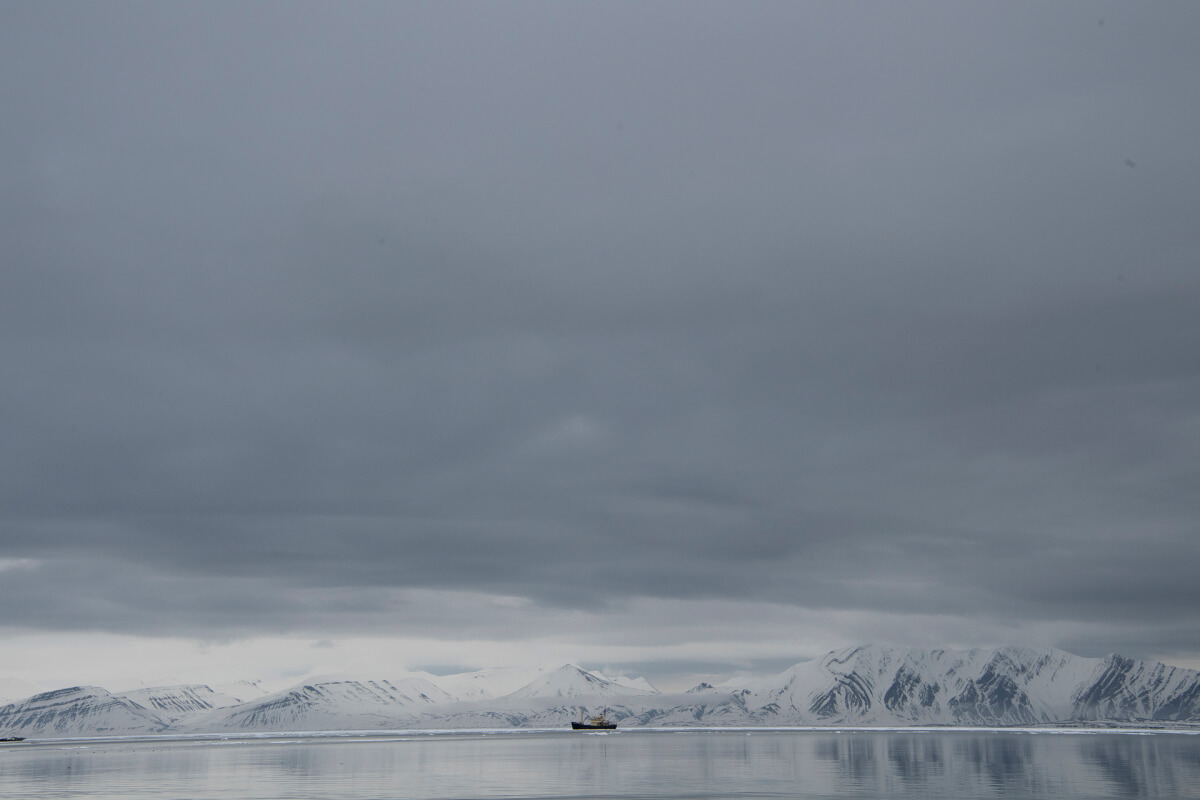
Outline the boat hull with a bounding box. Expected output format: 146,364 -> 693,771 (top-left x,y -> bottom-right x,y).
571,721 -> 617,730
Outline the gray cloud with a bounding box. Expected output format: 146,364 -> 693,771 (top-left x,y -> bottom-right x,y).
2,1 -> 1199,677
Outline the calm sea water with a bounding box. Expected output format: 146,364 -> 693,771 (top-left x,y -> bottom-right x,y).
2,728 -> 1199,800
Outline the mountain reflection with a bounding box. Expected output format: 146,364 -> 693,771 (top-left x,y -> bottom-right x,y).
2,730 -> 1198,799
1078,734 -> 1200,797
887,734 -> 944,784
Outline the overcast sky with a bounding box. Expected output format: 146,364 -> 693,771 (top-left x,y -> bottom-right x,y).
2,1 -> 1199,692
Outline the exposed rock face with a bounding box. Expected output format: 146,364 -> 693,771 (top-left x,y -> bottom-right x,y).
3,646 -> 1200,737
0,686 -> 168,736
1072,655 -> 1200,722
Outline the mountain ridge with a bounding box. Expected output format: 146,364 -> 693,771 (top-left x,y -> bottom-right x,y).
3,645 -> 1199,738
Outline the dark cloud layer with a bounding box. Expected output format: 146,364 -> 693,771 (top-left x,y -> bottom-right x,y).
2,2 -> 1199,669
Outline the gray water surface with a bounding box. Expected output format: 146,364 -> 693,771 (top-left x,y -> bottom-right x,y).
2,728 -> 1198,799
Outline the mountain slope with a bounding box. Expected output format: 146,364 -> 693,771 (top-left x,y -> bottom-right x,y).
193,676 -> 452,732
117,684 -> 250,725
675,645 -> 1200,727
734,645 -> 1082,725
0,686 -> 169,737
4,647 -> 1199,737
508,664 -> 655,699
1072,654 -> 1200,722
426,666 -> 546,702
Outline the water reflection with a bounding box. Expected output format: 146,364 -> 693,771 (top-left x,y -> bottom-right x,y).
952,733 -> 1037,792
1,729 -> 1198,799
1078,734 -> 1200,797
887,733 -> 944,785
814,733 -> 877,789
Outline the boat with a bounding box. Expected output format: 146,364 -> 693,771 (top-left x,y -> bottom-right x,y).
571,709 -> 617,730
0,737 -> 24,742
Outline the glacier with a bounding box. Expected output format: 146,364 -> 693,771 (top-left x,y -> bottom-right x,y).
3,646 -> 1199,739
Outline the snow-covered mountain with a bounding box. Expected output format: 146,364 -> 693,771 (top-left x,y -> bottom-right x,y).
3,646 -> 1199,738
660,645 -> 1200,727
1072,654 -> 1200,722
593,671 -> 659,695
429,666 -> 549,701
118,684 -> 253,725
0,686 -> 169,736
507,664 -> 657,699
194,676 -> 455,732
698,645 -> 1098,727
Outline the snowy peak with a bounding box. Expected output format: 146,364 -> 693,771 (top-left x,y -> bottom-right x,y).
508,664 -> 651,699
1072,653 -> 1200,722
0,686 -> 169,737
202,675 -> 456,732
732,644 -> 1200,727
4,647 -> 1200,737
209,680 -> 273,704
427,666 -> 545,702
293,675 -> 455,706
592,672 -> 659,695
118,684 -> 246,723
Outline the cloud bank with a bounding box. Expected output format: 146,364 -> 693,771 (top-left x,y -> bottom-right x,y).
2,1 -> 1198,686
